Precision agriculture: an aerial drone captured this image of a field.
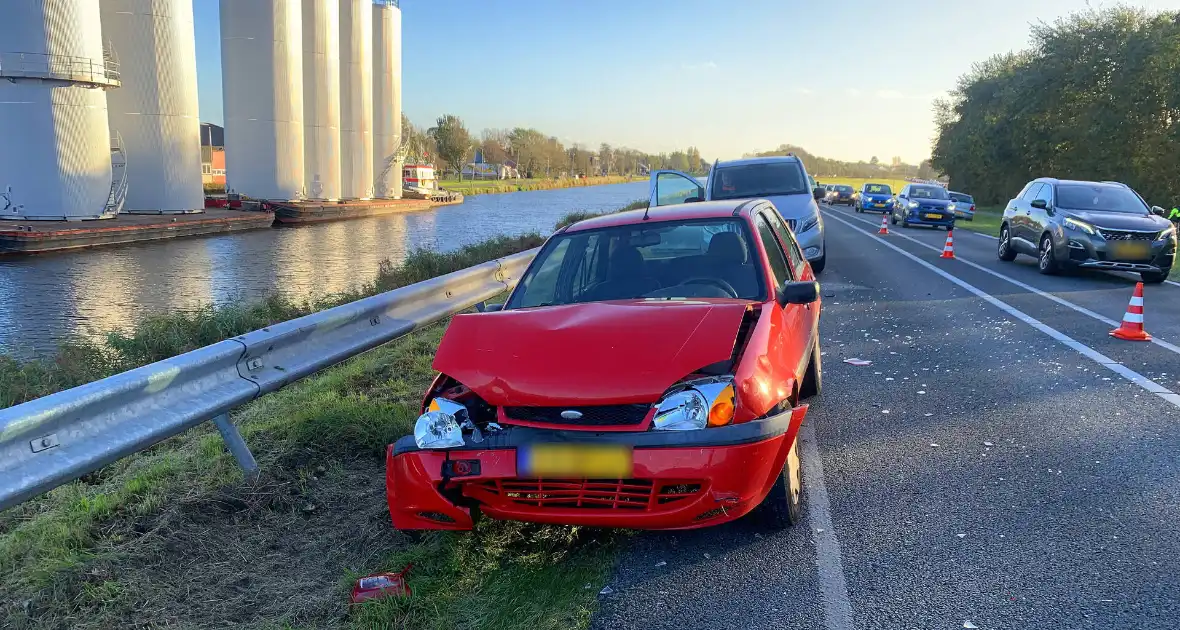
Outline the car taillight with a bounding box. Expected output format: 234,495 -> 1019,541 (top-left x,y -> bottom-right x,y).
970,205 -> 976,211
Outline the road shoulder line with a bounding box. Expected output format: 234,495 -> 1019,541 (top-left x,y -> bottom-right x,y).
800,420 -> 855,630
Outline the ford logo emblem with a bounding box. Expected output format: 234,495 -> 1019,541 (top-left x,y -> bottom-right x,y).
560,410 -> 583,420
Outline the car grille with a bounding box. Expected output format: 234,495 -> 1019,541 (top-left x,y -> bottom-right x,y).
503,404 -> 650,426
466,479 -> 704,510
1099,229 -> 1156,242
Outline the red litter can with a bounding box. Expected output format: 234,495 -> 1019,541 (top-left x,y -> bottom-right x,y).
350,565 -> 412,604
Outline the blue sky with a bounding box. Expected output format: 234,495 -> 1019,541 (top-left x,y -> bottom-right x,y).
194,0 -> 1180,164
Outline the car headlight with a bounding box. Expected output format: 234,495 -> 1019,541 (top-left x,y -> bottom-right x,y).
798,214 -> 820,233
885,198 -> 894,205
414,398 -> 467,448
1063,217 -> 1096,235
947,203 -> 956,212
652,377 -> 735,431
1158,225 -> 1176,241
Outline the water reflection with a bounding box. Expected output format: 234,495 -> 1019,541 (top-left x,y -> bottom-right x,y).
0,181 -> 648,357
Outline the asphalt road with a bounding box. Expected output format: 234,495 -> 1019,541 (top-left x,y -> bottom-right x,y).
591,203 -> 1180,630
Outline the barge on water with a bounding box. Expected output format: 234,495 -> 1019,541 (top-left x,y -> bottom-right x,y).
0,210 -> 275,255
268,198 -> 435,224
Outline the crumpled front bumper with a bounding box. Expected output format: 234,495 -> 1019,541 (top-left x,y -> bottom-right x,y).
385,406 -> 808,531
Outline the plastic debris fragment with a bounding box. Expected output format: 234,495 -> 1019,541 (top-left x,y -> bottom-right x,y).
843,358 -> 872,366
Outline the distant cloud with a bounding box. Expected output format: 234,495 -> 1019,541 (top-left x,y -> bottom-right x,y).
681,61 -> 718,71
844,88 -> 862,96
875,89 -> 905,99
794,87 -> 814,96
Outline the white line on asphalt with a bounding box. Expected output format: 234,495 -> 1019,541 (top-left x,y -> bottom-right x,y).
825,207 -> 1180,358
823,211 -> 1180,408
800,420 -> 855,630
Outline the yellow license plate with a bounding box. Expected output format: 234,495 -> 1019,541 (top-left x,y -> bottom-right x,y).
1108,241 -> 1151,260
874,203 -> 885,207
520,443 -> 633,478
924,213 -> 943,220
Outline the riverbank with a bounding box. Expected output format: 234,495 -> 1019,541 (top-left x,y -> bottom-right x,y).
439,174 -> 644,196
0,204 -> 646,630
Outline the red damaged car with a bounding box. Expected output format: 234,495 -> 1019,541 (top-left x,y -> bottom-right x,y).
386,198 -> 822,531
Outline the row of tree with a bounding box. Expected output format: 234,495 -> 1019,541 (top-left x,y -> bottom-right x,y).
400,114 -> 709,180
932,7 -> 1180,206
746,144 -> 937,180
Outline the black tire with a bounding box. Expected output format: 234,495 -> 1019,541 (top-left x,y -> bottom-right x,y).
997,225 -> 1017,261
755,438 -> 803,529
799,338 -> 822,399
901,217 -> 910,228
946,223 -> 955,232
1038,234 -> 1059,275
1141,270 -> 1168,284
890,212 -> 898,225
810,253 -> 826,274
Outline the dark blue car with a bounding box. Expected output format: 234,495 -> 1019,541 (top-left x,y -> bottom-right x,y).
855,182 -> 895,214
890,184 -> 956,230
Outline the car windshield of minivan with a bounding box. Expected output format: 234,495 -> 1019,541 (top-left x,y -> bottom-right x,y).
507,218 -> 765,308
713,163 -> 808,200
910,186 -> 949,200
835,185 -> 853,193
866,184 -> 891,194
1056,185 -> 1148,215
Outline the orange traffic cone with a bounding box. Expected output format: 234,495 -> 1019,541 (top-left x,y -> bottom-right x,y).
940,230 -> 955,259
878,213 -> 889,235
1110,282 -> 1151,341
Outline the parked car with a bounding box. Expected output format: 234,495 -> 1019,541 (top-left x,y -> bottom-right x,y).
855,183 -> 895,214
825,184 -> 855,206
997,178 -> 1176,283
948,191 -> 976,220
891,184 -> 956,230
645,155 -> 827,273
386,199 -> 822,532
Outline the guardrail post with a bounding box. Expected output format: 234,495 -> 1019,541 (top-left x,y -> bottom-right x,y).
213,413 -> 259,480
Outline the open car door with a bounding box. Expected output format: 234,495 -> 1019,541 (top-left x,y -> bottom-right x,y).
648,170 -> 704,208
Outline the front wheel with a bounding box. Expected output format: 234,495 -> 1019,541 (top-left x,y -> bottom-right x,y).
890,212 -> 898,225
998,225 -> 1017,261
810,252 -> 826,274
755,439 -> 803,529
1038,234 -> 1059,275
1141,270 -> 1168,284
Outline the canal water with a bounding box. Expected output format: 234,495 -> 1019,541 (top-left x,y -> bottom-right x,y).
0,181 -> 648,358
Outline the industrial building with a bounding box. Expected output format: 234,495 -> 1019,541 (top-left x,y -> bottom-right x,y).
0,0 -> 403,223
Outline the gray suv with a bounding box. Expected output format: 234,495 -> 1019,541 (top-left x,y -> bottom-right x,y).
997,178 -> 1176,283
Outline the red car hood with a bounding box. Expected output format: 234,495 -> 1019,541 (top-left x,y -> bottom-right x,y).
433,300 -> 751,406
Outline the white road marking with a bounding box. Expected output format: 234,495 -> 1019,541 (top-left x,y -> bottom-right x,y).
824,211 -> 1180,408
825,207 -> 1180,358
800,420 -> 855,630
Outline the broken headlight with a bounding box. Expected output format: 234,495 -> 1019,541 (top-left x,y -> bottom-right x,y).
413,398 -> 467,449
652,377 -> 735,431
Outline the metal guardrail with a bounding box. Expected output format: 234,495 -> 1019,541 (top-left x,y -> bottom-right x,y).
0,249 -> 538,511
0,51 -> 121,87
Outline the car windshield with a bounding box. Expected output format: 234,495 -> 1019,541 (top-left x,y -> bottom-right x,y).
506,218 -> 766,307
865,184 -> 891,194
1056,184 -> 1148,215
835,185 -> 853,193
910,185 -> 949,200
712,162 -> 809,200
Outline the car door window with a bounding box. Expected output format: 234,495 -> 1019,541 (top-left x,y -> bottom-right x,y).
1033,183 -> 1053,207
754,215 -> 792,286
652,172 -> 703,206
762,210 -> 801,278
1021,183 -> 1044,202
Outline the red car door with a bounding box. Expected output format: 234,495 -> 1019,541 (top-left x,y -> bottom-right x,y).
752,211 -> 814,388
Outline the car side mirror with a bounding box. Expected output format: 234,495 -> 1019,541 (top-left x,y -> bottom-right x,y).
478,302 -> 504,312
778,280 -> 819,306
1030,199 -> 1048,210
813,188 -> 825,200
1151,205 -> 1167,217
684,196 -> 702,203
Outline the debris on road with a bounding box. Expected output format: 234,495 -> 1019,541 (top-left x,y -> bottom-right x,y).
964,621 -> 979,629
984,441 -> 994,447
350,564 -> 412,604
844,358 -> 872,366
654,561 -> 667,568
599,586 -> 614,596
930,443 -> 940,447
956,533 -> 967,538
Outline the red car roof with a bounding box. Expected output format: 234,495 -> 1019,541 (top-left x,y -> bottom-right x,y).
564,200 -> 754,233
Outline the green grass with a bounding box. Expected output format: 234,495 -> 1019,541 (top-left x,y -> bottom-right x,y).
954,204 -> 1003,237
0,207 -> 650,630
553,199 -> 648,230
438,175 -> 643,196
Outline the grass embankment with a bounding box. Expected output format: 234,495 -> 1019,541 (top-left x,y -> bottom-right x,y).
438,175 -> 643,196
1,206 -> 646,630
